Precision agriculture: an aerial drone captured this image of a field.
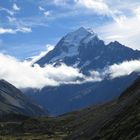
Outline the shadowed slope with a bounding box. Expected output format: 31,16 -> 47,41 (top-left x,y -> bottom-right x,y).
0,79 -> 46,116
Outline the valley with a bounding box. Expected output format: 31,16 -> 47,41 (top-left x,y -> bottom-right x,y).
0,77 -> 140,140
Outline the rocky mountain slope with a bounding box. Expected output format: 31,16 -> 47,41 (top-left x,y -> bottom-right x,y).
0,79 -> 46,116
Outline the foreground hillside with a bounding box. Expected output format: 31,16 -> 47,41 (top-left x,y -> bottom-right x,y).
65,77 -> 140,140
0,77 -> 140,140
0,80 -> 45,116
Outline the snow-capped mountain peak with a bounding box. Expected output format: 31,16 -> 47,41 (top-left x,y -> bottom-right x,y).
36,27 -> 99,64
36,27 -> 140,72
63,27 -> 96,45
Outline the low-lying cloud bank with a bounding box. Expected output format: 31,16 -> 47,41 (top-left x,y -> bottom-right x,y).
107,60 -> 140,78
0,53 -> 84,89
0,52 -> 140,89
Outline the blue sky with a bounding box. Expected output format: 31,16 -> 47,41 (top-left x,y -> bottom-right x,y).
1,0 -> 140,59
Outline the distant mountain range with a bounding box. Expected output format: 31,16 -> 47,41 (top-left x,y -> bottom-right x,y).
0,79 -> 46,116
25,27 -> 140,115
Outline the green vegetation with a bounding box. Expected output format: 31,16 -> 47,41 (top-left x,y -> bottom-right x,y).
0,116 -> 69,140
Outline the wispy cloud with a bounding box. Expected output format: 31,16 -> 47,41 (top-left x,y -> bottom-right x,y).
16,26 -> 32,33
0,3 -> 20,16
75,0 -> 110,15
0,7 -> 14,16
0,27 -> 32,34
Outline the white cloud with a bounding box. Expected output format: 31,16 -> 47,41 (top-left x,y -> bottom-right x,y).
0,7 -> 14,16
134,6 -> 140,19
0,52 -> 140,89
44,11 -> 51,17
97,14 -> 140,49
0,27 -> 31,34
105,35 -> 123,40
74,0 -> 129,24
0,53 -> 86,89
90,59 -> 140,79
75,0 -> 110,15
107,60 -> 140,78
0,51 -> 103,89
0,28 -> 16,34
83,1 -> 139,50
71,1 -> 136,47
13,3 -> 20,11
